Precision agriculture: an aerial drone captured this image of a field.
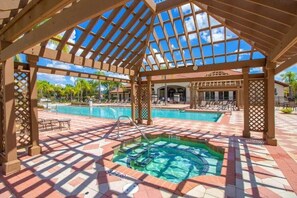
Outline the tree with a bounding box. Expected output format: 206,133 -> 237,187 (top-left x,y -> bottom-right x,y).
94,70 -> 105,101
281,71 -> 296,99
37,80 -> 54,98
64,84 -> 75,101
74,78 -> 91,102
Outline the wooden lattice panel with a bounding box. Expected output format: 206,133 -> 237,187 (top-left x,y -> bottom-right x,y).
248,79 -> 266,132
14,72 -> 31,148
135,84 -> 149,121
135,85 -> 140,120
140,86 -> 149,120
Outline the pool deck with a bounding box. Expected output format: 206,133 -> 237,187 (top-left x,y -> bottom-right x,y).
1,109 -> 297,197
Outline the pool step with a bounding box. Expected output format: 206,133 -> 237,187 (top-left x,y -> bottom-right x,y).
119,143 -> 141,153
134,156 -> 153,167
128,148 -> 148,160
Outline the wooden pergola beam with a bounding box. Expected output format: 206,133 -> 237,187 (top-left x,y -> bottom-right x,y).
144,73 -> 264,84
275,54 -> 297,74
13,62 -> 130,83
269,22 -> 297,62
244,0 -> 297,17
0,0 -> 75,42
139,59 -> 266,76
0,0 -> 129,61
156,0 -> 190,13
143,0 -> 156,13
23,46 -> 135,75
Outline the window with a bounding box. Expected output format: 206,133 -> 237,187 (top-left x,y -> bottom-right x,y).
219,91 -> 223,100
224,91 -> 229,100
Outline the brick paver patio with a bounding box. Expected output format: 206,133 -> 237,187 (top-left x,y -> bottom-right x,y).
0,109 -> 297,197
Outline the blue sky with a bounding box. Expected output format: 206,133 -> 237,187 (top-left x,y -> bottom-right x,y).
20,2 -> 295,85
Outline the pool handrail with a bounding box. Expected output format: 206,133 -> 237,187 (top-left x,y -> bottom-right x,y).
116,115 -> 150,144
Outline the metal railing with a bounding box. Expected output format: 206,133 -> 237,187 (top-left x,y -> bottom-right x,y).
116,116 -> 150,144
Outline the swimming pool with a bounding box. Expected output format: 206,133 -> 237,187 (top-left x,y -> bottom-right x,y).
113,136 -> 223,183
56,105 -> 221,122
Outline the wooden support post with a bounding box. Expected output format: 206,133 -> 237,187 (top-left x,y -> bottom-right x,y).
193,84 -> 197,109
137,77 -> 143,124
27,55 -> 41,156
130,76 -> 136,122
1,54 -> 21,175
189,83 -> 193,109
265,63 -> 277,146
236,89 -> 240,110
147,76 -> 153,125
243,67 -> 250,138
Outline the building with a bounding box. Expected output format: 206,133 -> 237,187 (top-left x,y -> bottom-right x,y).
110,70 -> 288,107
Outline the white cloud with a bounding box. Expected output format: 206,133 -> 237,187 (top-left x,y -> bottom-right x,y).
181,3 -> 191,15
37,73 -> 68,84
46,60 -> 72,70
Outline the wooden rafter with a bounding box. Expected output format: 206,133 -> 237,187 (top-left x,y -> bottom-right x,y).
156,13 -> 178,67
269,22 -> 297,62
0,0 -> 75,42
14,62 -> 130,83
192,1 -> 268,56
245,0 -> 297,17
110,6 -> 151,65
80,6 -> 123,58
23,46 -> 135,75
90,5 -> 138,60
0,0 -> 129,62
99,3 -> 150,63
275,54 -> 297,74
69,16 -> 100,55
156,0 -> 190,13
140,59 -> 266,76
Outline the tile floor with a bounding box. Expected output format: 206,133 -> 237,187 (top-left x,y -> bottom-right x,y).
0,109 -> 296,198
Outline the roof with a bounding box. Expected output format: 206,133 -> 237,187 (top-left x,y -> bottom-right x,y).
151,69 -> 242,81
0,0 -> 297,76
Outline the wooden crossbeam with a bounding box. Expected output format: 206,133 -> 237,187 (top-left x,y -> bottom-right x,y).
244,0 -> 297,17
23,46 -> 135,75
202,0 -> 295,27
156,0 -> 190,13
139,59 -> 266,76
81,6 -> 123,58
143,0 -> 156,12
13,62 -> 129,83
69,16 -> 100,55
269,22 -> 297,62
0,0 -> 129,61
275,54 -> 297,74
105,4 -> 150,65
0,0 -> 75,42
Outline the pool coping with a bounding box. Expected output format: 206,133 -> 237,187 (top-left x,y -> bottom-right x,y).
98,132 -> 230,196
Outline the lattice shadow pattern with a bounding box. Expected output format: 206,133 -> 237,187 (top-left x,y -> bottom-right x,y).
135,84 -> 149,121
248,79 -> 266,132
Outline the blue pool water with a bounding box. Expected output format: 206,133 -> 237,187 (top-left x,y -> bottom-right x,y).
113,137 -> 223,183
56,105 -> 221,122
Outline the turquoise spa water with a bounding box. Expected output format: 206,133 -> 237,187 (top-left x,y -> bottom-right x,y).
56,106 -> 221,122
113,137 -> 223,183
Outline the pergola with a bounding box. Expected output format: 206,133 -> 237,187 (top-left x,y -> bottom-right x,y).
0,0 -> 296,175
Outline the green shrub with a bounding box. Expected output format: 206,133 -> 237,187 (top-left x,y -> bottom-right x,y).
71,101 -> 89,106
37,104 -> 45,109
281,108 -> 293,114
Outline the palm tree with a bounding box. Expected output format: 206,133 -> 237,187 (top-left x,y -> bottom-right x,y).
281,71 -> 296,99
37,80 -> 54,98
101,81 -> 117,100
65,84 -> 75,101
95,70 -> 105,102
113,81 -> 124,101
74,79 -> 91,102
